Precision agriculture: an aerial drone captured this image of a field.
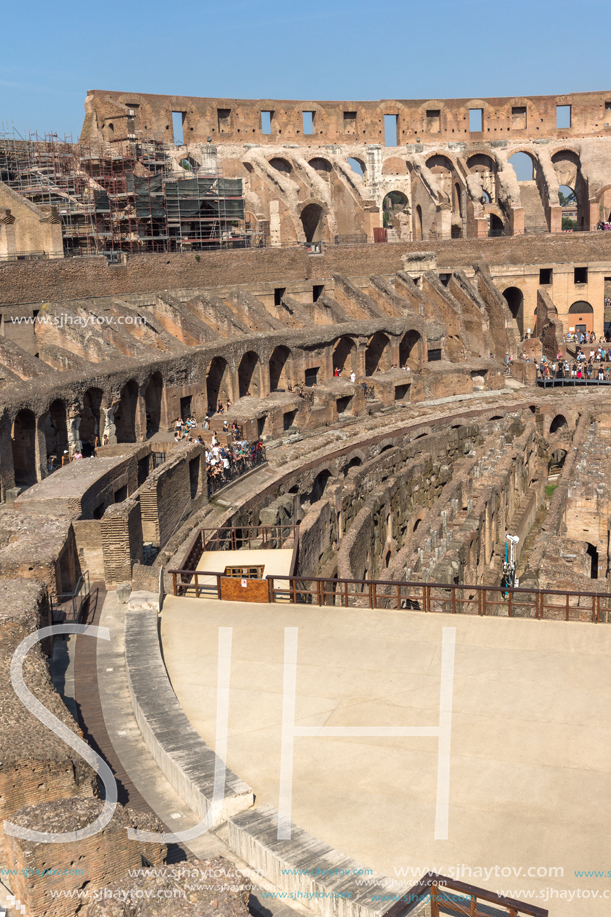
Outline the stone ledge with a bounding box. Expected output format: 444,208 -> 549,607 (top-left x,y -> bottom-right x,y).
124,607 -> 253,826
228,804 -> 412,917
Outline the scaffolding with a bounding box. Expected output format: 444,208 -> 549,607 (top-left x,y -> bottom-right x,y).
0,125 -> 251,256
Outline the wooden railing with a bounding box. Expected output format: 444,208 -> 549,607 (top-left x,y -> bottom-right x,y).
168,565 -> 611,621
170,524 -> 300,599
382,873 -> 548,917
264,576 -> 611,623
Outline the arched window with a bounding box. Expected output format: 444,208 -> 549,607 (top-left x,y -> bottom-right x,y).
503,287 -> 525,337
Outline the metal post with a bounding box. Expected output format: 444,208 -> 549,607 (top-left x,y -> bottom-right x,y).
172,572 -> 177,596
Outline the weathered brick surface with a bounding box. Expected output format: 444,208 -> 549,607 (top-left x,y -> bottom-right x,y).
1,233 -> 611,306
0,580 -> 97,866
5,798 -> 166,917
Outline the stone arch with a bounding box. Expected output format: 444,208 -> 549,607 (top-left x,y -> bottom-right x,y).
308,157 -> 333,180
144,371 -> 163,437
466,153 -> 496,174
426,153 -> 455,173
12,409 -> 37,486
503,287 -> 525,337
415,205 -> 423,241
399,330 -> 424,368
114,380 -> 138,443
549,414 -> 568,434
43,399 -> 69,459
299,201 -> 325,244
490,213 -> 504,236
569,300 -> 593,314
269,345 -> 292,392
343,455 -> 363,476
594,184 -> 611,223
311,469 -> 331,503
347,157 -> 365,177
508,149 -> 539,181
333,336 -> 356,375
552,149 -> 586,227
238,351 -> 261,398
206,356 -> 232,414
80,387 -> 104,445
382,191 -> 408,230
365,332 -> 391,375
382,157 -> 408,175
269,157 -> 292,173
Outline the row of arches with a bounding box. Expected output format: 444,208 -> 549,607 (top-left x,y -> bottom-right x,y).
503,284 -> 594,338
8,331 -> 427,491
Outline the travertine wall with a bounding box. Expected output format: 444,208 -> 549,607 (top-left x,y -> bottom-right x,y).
78,89 -> 611,244
0,182 -> 63,259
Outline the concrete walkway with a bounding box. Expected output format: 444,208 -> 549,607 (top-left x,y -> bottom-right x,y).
160,596 -> 611,916
95,591 -> 316,917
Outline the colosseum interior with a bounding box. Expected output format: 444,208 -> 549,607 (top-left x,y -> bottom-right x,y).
1,88 -> 611,917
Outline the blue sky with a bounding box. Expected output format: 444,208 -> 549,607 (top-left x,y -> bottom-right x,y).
1,0 -> 610,139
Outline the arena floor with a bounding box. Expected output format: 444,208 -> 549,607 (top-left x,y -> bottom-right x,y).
160,596 -> 611,914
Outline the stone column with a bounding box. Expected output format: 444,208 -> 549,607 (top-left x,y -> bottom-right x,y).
135,391 -> 147,441
34,415 -> 47,482
103,405 -> 117,444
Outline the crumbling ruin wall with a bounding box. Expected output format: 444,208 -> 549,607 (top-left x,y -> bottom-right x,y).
0,580 -> 98,868
5,799 -> 166,917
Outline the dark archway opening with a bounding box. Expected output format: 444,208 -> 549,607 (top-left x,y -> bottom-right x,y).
269,345 -> 291,392
311,469 -> 331,503
81,387 -> 104,446
586,542 -> 599,579
415,205 -> 423,241
489,213 -> 504,237
144,372 -> 163,437
12,409 -> 37,486
300,203 -> 324,243
549,414 -> 568,434
238,351 -> 261,398
399,330 -> 423,368
382,191 -> 408,229
343,456 -> 362,476
115,380 -> 138,443
503,287 -> 525,338
365,332 -> 390,376
206,357 -> 230,414
333,336 -> 356,375
44,399 -> 68,459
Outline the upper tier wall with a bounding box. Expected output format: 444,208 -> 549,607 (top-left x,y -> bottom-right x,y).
83,89 -> 611,145
2,233 -> 611,306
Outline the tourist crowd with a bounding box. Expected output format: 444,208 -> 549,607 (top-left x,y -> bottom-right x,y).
206,436 -> 266,493
537,346 -> 611,381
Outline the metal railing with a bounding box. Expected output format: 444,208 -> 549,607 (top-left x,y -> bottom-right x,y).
537,377 -> 611,387
383,873 -> 548,917
49,571 -> 91,624
207,447 -> 266,495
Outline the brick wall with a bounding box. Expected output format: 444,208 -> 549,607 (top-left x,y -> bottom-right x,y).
2,234 -> 611,306
5,798 -> 165,917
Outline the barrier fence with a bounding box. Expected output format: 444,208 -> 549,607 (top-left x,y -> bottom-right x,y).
383,873 -> 548,917
168,569 -> 611,622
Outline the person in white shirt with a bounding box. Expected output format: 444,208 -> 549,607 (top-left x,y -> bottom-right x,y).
350,371 -> 356,383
